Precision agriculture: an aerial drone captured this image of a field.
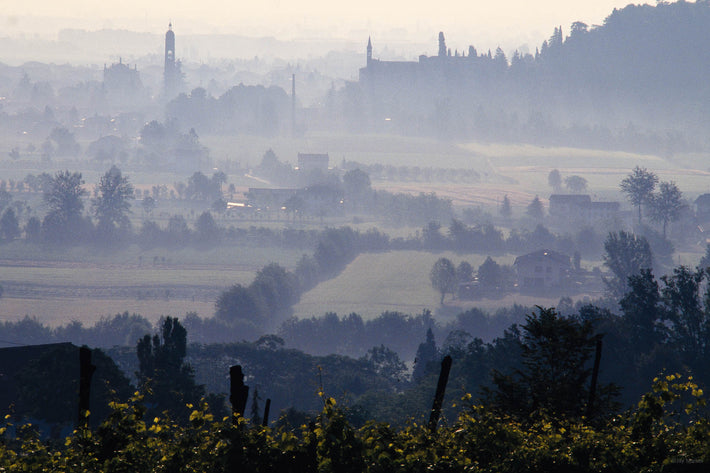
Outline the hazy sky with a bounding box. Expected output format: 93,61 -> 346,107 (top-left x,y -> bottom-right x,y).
5,1 -> 654,52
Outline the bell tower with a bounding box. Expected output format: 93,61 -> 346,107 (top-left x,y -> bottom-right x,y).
164,22 -> 177,97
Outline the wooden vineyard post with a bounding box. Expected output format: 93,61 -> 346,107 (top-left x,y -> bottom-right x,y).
78,346 -> 96,428
262,398 -> 271,427
428,355 -> 452,433
230,365 -> 249,422
586,337 -> 603,418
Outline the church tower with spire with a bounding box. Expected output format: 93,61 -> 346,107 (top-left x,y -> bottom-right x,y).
164,22 -> 180,98
367,37 -> 372,66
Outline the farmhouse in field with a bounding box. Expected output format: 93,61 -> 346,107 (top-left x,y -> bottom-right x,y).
548,194 -> 620,226
514,249 -> 571,291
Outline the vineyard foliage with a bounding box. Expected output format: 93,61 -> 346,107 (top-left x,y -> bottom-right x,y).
1,374 -> 709,472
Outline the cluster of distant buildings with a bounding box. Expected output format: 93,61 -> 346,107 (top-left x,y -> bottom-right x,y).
101,23 -> 183,101
230,153 -> 335,216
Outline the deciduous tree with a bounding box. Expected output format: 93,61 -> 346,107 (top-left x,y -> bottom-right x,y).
92,166 -> 134,241
136,317 -> 204,420
620,166 -> 658,224
0,207 -> 20,241
603,231 -> 653,298
564,175 -> 588,193
487,307 -> 614,420
42,170 -> 88,243
430,257 -> 456,304
215,284 -> 265,323
456,261 -> 473,284
343,168 -> 372,211
648,180 -> 685,238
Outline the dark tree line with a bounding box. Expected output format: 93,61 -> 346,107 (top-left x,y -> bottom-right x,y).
8,255 -> 710,429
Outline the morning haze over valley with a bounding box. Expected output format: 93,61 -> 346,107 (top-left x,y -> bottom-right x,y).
1,2 -> 710,471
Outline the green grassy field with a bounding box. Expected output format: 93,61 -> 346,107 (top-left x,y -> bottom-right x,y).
292,250 -> 572,322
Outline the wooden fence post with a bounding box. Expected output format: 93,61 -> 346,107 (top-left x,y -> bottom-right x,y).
428,355 -> 452,433
230,365 -> 249,422
586,337 -> 603,418
262,398 -> 271,427
78,346 -> 96,428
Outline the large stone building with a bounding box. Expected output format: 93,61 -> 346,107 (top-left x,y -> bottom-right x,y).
356,32 -> 506,132
359,32 -> 484,92
103,59 -> 142,94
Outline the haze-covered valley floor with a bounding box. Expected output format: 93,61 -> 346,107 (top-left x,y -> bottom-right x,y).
0,130 -> 709,327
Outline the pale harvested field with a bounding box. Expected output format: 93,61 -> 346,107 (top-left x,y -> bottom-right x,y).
0,297 -> 216,327
0,244 -> 305,328
372,140 -> 710,207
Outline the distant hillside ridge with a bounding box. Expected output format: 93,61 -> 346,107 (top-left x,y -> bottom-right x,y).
347,1 -> 710,149
532,1 -> 710,128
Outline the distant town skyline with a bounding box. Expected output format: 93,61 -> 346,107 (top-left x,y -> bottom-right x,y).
5,0 -> 654,51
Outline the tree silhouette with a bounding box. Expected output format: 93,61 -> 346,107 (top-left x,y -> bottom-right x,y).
547,170 -> 562,192
488,307 -> 613,420
215,284 -> 264,323
92,166 -> 134,242
620,167 -> 658,224
500,195 -> 512,218
565,175 -> 588,193
136,317 -> 204,420
648,181 -> 685,238
477,256 -> 503,290
602,231 -> 653,298
413,328 -> 439,381
195,211 -> 220,244
430,257 -> 456,304
42,170 -> 87,243
0,207 -> 20,241
526,195 -> 544,220
343,168 -> 372,211
456,261 -> 473,284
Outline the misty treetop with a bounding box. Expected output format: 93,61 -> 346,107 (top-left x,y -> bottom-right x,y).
620,166 -> 658,224
346,1 -> 710,150
92,165 -> 134,240
166,84 -> 290,136
647,181 -> 686,239
41,170 -> 90,244
430,258 -> 457,305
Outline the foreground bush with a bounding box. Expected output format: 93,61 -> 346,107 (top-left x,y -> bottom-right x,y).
1,374 -> 709,472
